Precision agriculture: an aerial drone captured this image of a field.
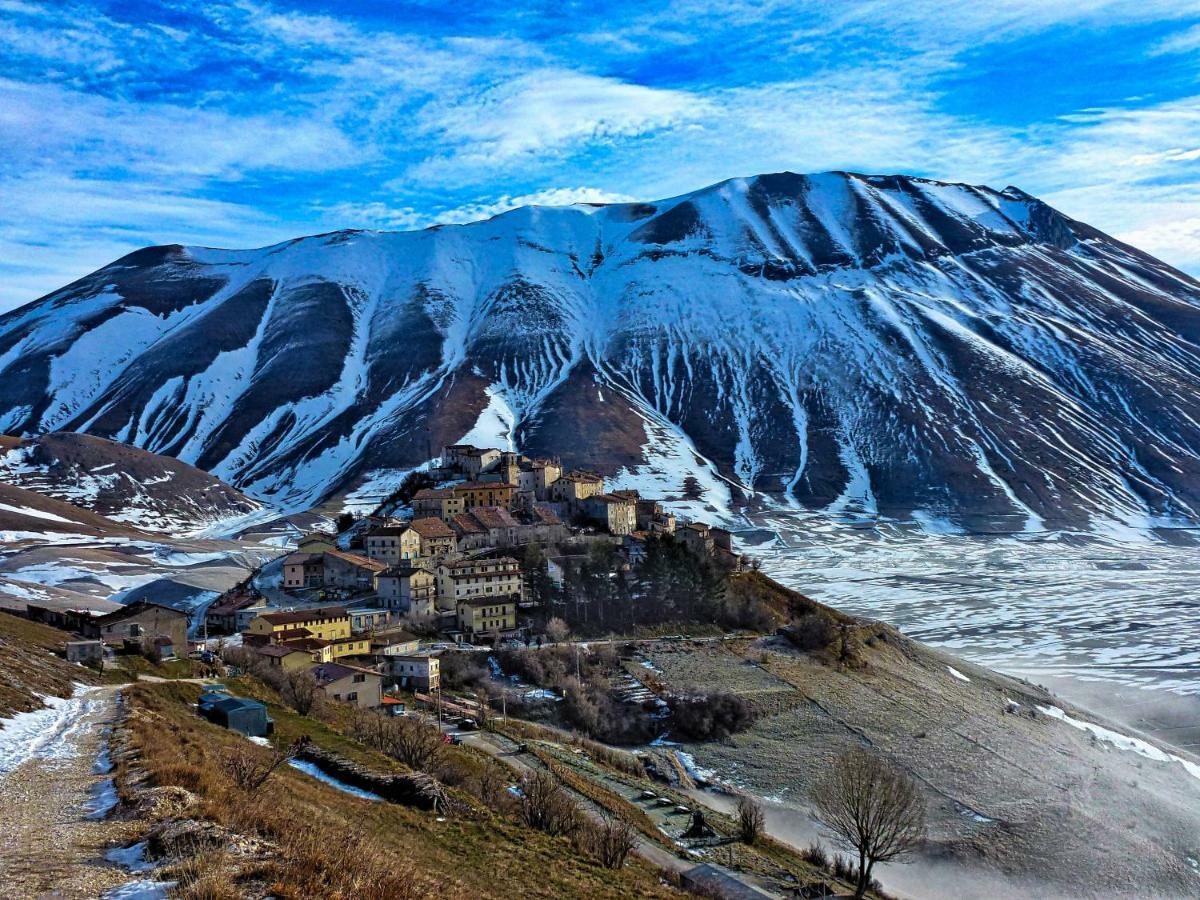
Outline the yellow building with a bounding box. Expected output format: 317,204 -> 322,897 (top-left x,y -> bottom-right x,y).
454,480 -> 515,510
245,606 -> 351,642
456,597 -> 517,638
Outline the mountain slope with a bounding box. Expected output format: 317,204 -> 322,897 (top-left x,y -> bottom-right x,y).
3,171 -> 1200,532
0,433 -> 265,535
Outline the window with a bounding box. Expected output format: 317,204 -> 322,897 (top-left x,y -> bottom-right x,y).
353,673 -> 365,683
347,692 -> 358,702
129,623 -> 141,637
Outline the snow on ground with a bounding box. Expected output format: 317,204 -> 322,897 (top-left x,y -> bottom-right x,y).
0,502 -> 81,524
947,666 -> 971,683
755,512 -> 1200,697
0,685 -> 103,775
105,842 -> 157,873
1038,705 -> 1200,783
287,759 -> 384,801
101,879 -> 177,899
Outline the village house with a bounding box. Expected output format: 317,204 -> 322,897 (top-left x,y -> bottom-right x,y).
364,524 -> 421,566
296,532 -> 338,554
373,563 -> 436,615
550,470 -> 606,510
441,444 -> 501,477
520,504 -> 567,545
454,506 -> 521,548
454,480 -> 515,511
411,488 -> 464,523
349,608 -> 392,633
494,450 -> 527,485
322,549 -> 388,590
449,510 -> 490,551
311,662 -> 383,709
254,643 -> 318,672
678,521 -> 715,556
435,555 -> 524,612
519,458 -> 563,500
282,552 -> 324,589
456,596 -> 518,639
205,592 -> 268,634
383,652 -> 440,692
582,493 -> 638,535
245,606 -> 350,644
410,516 -> 457,560
370,628 -> 422,656
83,600 -> 189,654
623,531 -> 649,566
636,499 -> 677,534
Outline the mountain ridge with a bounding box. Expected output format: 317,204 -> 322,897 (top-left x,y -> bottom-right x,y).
3,169 -> 1200,533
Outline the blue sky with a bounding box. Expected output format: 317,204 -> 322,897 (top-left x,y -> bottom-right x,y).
2,0 -> 1200,311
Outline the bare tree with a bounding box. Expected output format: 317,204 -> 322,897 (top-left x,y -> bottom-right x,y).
220,736 -> 309,794
810,750 -> 927,899
736,793 -> 765,845
519,770 -> 579,836
545,616 -> 570,645
283,670 -> 321,716
586,815 -> 637,869
391,716 -> 445,770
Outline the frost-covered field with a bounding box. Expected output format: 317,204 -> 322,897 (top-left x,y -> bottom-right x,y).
752,512 -> 1200,697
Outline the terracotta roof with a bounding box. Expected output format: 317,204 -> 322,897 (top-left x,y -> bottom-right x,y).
371,628 -> 419,645
258,606 -> 348,626
324,549 -> 387,572
589,492 -> 635,505
274,627 -> 313,641
560,470 -> 604,483
450,512 -> 487,535
379,562 -> 433,578
366,524 -> 414,537
413,488 -> 456,501
279,637 -> 330,651
207,593 -> 263,615
454,480 -> 514,492
469,506 -> 519,530
529,504 -> 562,526
311,662 -> 378,684
256,644 -> 308,658
685,522 -> 710,532
410,517 -> 455,539
381,696 -> 405,705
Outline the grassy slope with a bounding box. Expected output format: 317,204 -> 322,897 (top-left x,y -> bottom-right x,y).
0,611 -> 99,716
121,681 -> 682,899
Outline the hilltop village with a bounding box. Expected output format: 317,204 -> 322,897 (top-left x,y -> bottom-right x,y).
169,445 -> 743,710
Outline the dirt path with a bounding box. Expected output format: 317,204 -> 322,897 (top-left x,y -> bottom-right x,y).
0,685 -> 137,899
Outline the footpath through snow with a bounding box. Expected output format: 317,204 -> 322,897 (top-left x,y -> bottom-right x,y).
0,684 -> 142,896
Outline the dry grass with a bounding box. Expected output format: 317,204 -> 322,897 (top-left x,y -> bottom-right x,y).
0,611 -> 100,716
119,681 -> 682,899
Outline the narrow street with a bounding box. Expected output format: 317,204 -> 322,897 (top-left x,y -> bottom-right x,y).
0,685 -> 137,898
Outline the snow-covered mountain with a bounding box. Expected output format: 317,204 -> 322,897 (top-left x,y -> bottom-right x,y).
3,170 -> 1200,532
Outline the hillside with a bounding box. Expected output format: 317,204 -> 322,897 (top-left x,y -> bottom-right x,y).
3,172 -> 1200,532
0,432 -> 266,536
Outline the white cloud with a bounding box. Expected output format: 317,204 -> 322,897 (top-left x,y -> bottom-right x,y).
411,70 -> 709,179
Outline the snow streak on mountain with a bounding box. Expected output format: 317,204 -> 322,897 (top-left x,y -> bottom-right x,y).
3,171 -> 1200,532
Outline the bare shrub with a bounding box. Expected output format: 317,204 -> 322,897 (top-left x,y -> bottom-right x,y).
669,691 -> 753,740
545,616 -> 570,644
519,770 -> 579,836
219,738 -> 306,794
802,841 -> 829,868
785,613 -> 837,652
811,750 -> 927,900
736,794 -> 764,845
350,709 -> 444,771
282,670 -> 320,716
581,815 -> 637,869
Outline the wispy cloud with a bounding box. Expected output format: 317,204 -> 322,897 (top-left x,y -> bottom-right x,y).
0,0 -> 1199,311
